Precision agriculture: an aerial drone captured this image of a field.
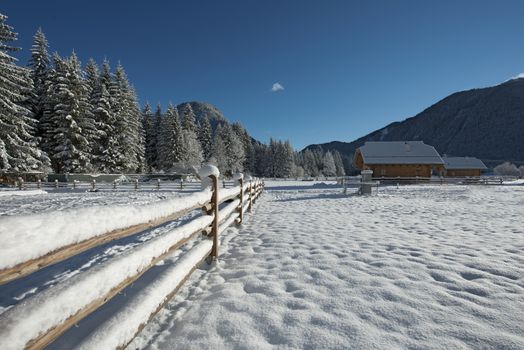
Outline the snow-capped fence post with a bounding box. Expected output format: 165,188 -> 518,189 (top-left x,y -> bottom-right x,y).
199,165 -> 220,260
55,179 -> 59,188
157,178 -> 161,190
233,173 -> 244,224
211,174 -> 219,259
91,179 -> 96,191
134,179 -> 139,191
180,179 -> 184,190
37,179 -> 41,189
248,179 -> 253,212
113,179 -> 117,190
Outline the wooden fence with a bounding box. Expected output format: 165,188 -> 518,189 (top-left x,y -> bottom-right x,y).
338,175 -> 519,186
0,169 -> 264,350
10,178 -> 235,192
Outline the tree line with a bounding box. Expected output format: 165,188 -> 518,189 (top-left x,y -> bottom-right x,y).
0,13 -> 345,178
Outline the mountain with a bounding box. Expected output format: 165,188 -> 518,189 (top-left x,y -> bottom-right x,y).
304,78 -> 524,168
176,101 -> 261,145
176,101 -> 227,128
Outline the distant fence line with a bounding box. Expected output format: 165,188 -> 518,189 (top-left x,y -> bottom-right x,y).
0,169 -> 264,350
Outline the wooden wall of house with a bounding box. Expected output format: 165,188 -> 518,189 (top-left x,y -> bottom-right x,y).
353,150 -> 364,169
444,169 -> 481,177
366,164 -> 437,178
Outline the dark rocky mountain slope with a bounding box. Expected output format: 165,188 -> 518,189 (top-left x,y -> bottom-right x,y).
304,78 -> 524,167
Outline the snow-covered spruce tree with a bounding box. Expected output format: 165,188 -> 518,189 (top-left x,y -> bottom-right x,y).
142,103 -> 156,172
267,139 -> 294,178
84,58 -> 99,98
303,149 -> 318,177
180,105 -> 203,167
333,150 -> 345,176
180,127 -> 203,167
198,116 -> 213,162
111,63 -> 143,172
250,142 -> 267,177
322,151 -> 336,176
211,123 -> 244,176
127,86 -> 146,173
42,52 -> 95,173
493,162 -> 519,177
27,28 -> 50,136
143,103 -> 162,171
232,121 -> 256,174
99,59 -> 112,90
92,82 -> 120,172
0,14 -> 49,172
181,103 -> 198,134
157,103 -> 180,170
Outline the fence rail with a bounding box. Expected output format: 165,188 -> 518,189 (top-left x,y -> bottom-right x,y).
0,168 -> 264,350
337,175 -> 520,186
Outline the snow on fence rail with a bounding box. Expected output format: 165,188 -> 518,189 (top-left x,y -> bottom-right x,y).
0,167 -> 265,350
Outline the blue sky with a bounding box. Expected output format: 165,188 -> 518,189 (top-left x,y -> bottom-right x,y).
4,0 -> 524,149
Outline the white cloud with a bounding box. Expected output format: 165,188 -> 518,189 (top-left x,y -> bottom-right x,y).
271,82 -> 284,92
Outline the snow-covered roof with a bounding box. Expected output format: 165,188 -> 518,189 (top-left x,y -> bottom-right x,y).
358,141 -> 444,165
442,156 -> 487,170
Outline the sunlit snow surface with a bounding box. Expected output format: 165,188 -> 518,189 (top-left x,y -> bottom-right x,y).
130,182 -> 524,349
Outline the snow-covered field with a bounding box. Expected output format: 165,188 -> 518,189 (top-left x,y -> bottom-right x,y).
128,181 -> 524,349
1,181 -> 523,349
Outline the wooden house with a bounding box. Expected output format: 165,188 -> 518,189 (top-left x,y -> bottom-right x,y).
442,156 -> 487,177
353,141 -> 444,178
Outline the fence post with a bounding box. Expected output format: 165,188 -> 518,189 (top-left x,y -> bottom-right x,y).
55,179 -> 59,189
17,177 -> 23,190
210,173 -> 219,259
113,179 -> 117,190
37,179 -> 41,189
157,178 -> 161,190
248,179 -> 253,212
199,165 -> 220,261
135,179 -> 138,191
91,179 -> 96,191
234,173 -> 244,225
180,179 -> 183,190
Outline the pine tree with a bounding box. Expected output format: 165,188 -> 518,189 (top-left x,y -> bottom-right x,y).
322,151 -> 337,176
142,103 -> 162,171
142,103 -> 155,172
232,122 -> 256,174
0,14 -> 49,172
27,28 -> 50,135
181,103 -> 198,133
92,83 -> 119,172
84,58 -> 99,97
303,149 -> 318,177
111,63 -> 143,172
42,52 -> 95,173
333,150 -> 346,176
157,103 -> 181,170
211,123 -> 244,176
180,128 -> 203,166
254,143 -> 270,177
198,116 -> 213,161
179,103 -> 203,166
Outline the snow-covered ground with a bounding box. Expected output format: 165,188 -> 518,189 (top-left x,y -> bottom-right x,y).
125,181 -> 524,349
0,187 -> 194,216
1,181 -> 523,349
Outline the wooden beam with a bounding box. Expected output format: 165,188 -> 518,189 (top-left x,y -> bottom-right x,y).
24,227 -> 205,350
0,202 -> 209,286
